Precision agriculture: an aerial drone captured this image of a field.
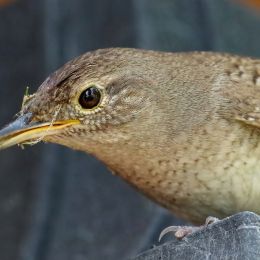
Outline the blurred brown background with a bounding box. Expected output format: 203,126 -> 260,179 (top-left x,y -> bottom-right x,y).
0,0 -> 260,259
239,0 -> 260,9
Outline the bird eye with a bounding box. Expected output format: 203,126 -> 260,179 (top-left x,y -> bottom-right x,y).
79,86 -> 101,109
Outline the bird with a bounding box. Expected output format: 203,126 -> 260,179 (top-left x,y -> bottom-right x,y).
1,48 -> 260,228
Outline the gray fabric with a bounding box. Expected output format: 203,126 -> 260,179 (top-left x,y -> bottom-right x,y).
133,212 -> 260,260
0,0 -> 260,259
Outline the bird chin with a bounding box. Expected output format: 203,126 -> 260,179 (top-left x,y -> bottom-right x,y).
0,114 -> 80,150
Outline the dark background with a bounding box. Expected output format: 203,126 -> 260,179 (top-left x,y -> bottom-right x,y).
0,0 -> 260,259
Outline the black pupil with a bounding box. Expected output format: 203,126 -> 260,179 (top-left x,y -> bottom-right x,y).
79,86 -> 101,109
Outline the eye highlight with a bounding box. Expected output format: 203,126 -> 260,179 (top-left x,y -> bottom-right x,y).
78,86 -> 101,109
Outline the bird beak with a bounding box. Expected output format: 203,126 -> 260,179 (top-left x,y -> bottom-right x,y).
0,113 -> 80,150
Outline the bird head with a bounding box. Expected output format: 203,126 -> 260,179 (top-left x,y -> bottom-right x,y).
0,48 -> 165,154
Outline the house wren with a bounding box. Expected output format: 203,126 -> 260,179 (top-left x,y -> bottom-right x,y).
0,48 -> 260,224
